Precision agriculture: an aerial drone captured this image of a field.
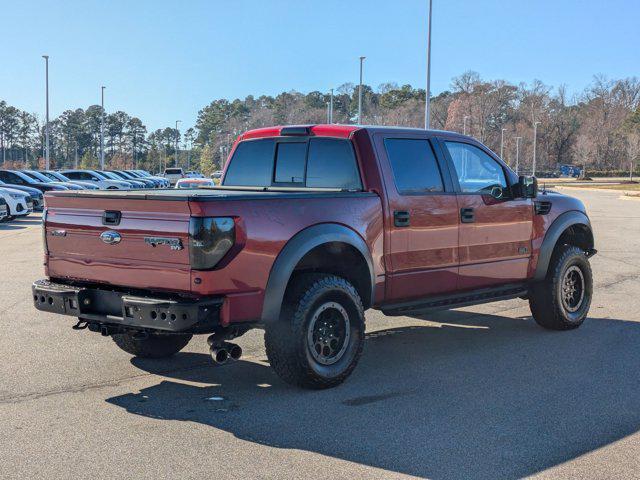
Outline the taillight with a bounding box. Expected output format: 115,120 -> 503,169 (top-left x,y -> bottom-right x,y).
42,208 -> 48,254
189,217 -> 235,269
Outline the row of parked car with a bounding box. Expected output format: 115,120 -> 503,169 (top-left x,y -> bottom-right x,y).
0,169 -> 170,222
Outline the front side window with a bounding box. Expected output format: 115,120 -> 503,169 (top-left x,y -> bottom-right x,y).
383,138 -> 444,194
445,142 -> 507,194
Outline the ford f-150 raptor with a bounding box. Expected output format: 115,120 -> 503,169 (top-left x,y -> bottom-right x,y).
33,124 -> 596,388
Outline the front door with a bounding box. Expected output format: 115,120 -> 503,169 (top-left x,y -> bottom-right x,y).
441,140 -> 533,291
374,134 -> 460,303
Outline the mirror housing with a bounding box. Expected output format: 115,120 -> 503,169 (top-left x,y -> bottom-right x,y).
516,175 -> 538,199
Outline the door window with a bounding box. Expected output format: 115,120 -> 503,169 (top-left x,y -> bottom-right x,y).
383,139 -> 444,194
444,142 -> 507,194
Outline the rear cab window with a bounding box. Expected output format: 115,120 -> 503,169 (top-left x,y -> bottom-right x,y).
223,137 -> 362,190
164,168 -> 183,175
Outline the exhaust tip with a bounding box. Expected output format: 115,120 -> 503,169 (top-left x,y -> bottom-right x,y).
210,346 -> 229,365
227,343 -> 242,361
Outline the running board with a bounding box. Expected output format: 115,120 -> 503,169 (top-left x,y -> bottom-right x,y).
380,284 -> 529,316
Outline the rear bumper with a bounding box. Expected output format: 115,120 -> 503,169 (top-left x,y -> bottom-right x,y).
32,279 -> 222,333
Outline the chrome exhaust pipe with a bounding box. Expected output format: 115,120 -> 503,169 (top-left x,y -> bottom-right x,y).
225,342 -> 242,361
210,346 -> 229,365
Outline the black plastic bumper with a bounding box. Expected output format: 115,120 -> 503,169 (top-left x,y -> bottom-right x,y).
32,279 -> 221,333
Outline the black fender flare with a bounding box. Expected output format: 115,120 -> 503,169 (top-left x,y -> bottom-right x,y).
534,210 -> 593,281
261,223 -> 375,323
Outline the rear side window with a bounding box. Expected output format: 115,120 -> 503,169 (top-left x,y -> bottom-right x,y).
306,138 -> 362,190
383,139 -> 444,194
223,139 -> 275,186
274,142 -> 306,184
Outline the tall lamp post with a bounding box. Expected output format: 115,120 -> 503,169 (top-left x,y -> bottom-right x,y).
463,115 -> 470,135
329,88 -> 334,124
515,136 -> 522,174
500,128 -> 506,159
424,0 -> 433,129
100,86 -> 106,170
175,120 -> 181,167
42,55 -> 50,170
358,56 -> 365,124
532,121 -> 541,176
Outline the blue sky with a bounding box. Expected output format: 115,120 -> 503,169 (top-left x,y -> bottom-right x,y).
1,0 -> 638,132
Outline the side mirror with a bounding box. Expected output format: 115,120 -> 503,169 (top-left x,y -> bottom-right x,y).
518,175 -> 538,199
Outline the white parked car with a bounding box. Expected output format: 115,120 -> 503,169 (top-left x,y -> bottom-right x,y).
184,171 -> 204,178
61,170 -> 132,190
0,187 -> 32,220
163,168 -> 184,186
175,178 -> 216,188
0,198 -> 8,221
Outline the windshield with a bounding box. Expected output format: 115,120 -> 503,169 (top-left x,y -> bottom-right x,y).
25,171 -> 53,183
89,171 -> 108,180
101,171 -> 121,180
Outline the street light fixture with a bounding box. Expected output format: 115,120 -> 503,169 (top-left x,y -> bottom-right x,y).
358,56 -> 365,124
532,121 -> 541,176
175,120 -> 181,167
42,55 -> 50,170
100,86 -> 106,170
424,0 -> 433,129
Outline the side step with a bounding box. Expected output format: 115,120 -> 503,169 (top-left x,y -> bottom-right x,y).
380,284 -> 529,316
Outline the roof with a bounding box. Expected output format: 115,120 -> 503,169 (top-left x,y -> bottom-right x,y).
239,124 -> 470,141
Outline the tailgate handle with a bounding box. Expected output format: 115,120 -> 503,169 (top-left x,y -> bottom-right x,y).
102,210 -> 122,226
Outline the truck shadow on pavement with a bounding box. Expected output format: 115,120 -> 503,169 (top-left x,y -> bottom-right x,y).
107,310 -> 640,479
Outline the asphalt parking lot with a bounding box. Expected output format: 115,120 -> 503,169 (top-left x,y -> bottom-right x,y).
1,188 -> 639,480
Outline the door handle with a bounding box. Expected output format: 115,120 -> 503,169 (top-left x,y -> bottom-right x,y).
460,207 -> 475,223
394,210 -> 410,227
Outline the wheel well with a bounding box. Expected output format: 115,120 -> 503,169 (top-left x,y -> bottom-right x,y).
288,242 -> 372,308
556,224 -> 594,253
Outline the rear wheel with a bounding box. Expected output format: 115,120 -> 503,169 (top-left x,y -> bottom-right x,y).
264,273 -> 365,389
529,245 -> 593,330
112,332 -> 192,358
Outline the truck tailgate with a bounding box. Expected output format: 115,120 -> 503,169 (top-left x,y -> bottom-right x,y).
44,194 -> 193,293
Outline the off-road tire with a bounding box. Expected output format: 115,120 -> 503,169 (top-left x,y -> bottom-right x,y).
111,332 -> 192,358
529,245 -> 593,330
264,273 -> 365,389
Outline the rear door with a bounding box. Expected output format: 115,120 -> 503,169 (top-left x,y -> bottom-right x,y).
374,133 -> 459,302
440,139 -> 533,290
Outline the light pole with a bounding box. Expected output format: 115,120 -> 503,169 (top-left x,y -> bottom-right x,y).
424,0 -> 433,129
463,115 -> 470,135
500,128 -> 506,159
326,102 -> 330,123
515,136 -> 522,174
42,55 -> 50,170
100,86 -> 105,170
532,121 -> 541,176
329,88 -> 334,124
358,56 -> 365,124
175,120 -> 181,167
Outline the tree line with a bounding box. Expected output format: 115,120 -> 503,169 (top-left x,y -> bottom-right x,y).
1,71 -> 639,176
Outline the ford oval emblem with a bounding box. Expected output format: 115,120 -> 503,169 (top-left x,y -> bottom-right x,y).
100,230 -> 122,245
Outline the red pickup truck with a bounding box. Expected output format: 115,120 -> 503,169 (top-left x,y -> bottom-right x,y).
33,124 -> 596,389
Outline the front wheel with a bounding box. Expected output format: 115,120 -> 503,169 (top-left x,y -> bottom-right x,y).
529,245 -> 593,330
265,273 -> 365,389
112,332 -> 192,358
